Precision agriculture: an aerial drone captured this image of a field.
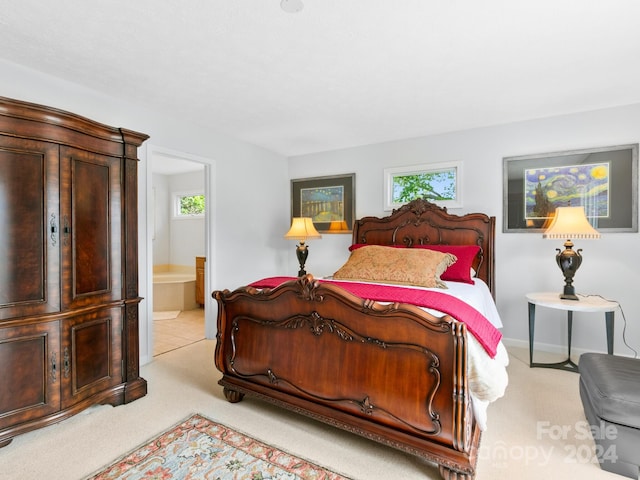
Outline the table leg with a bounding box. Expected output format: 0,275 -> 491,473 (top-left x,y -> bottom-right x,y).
528,302 -> 535,367
529,302 -> 578,373
567,310 -> 573,358
605,311 -> 614,354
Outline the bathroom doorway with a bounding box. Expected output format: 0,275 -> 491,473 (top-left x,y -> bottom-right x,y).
146,146 -> 215,357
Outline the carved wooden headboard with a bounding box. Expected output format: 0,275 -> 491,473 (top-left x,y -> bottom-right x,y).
351,199 -> 496,297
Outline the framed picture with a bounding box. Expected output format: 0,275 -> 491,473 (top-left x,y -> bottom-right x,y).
291,173 -> 355,233
383,161 -> 462,211
503,144 -> 638,233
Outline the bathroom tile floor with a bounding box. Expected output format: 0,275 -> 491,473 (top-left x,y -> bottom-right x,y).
153,308 -> 205,356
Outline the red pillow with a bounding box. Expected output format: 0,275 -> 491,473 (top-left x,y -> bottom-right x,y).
348,244 -> 480,284
413,245 -> 480,284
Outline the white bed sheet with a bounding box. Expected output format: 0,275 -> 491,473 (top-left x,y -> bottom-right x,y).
439,278 -> 503,328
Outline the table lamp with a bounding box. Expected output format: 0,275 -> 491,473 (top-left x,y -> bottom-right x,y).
284,217 -> 321,276
543,206 -> 600,300
328,220 -> 349,233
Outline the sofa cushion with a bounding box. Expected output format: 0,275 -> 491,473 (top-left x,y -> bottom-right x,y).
579,353 -> 640,429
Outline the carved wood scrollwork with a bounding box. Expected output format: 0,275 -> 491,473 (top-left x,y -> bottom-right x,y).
228,312 -> 443,436
63,347 -> 70,379
62,215 -> 70,247
391,218 -> 486,250
232,312 -> 357,341
296,274 -> 323,302
50,351 -> 57,383
439,464 -> 473,480
126,307 -> 140,379
358,396 -> 375,415
266,368 -> 277,384
49,213 -> 57,246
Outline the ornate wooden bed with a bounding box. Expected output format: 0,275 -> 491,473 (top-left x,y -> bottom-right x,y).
213,199 -> 499,480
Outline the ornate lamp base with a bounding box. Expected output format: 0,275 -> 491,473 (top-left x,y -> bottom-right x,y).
295,242 -> 309,277
556,240 -> 582,301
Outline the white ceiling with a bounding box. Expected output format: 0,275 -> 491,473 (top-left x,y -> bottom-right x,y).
2,0 -> 640,157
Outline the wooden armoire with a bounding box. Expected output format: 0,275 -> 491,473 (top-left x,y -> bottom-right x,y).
0,97 -> 148,446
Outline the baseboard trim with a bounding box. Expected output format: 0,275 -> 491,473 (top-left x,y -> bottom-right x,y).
501,337 -> 630,358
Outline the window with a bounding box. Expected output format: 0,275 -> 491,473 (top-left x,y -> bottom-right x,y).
383,161 -> 462,210
173,192 -> 205,218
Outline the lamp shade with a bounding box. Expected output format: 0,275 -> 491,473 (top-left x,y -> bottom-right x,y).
328,220 -> 349,232
542,206 -> 600,240
284,217 -> 321,241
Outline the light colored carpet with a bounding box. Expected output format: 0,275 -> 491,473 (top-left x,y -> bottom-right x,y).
0,342 -> 621,480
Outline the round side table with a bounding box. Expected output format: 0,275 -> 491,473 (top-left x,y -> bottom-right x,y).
526,292 -> 618,372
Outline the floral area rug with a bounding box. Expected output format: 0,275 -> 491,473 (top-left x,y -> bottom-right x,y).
87,413 -> 351,479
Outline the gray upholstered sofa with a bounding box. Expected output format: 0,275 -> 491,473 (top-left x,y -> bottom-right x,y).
579,353 -> 640,478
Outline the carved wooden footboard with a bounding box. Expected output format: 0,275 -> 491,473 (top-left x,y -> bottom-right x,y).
214,275 -> 480,480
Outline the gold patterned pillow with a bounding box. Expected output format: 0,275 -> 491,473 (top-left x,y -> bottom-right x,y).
333,245 -> 456,288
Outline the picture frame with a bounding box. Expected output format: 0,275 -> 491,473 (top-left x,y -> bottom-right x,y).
291,173 -> 355,233
503,144 -> 638,233
383,161 -> 462,211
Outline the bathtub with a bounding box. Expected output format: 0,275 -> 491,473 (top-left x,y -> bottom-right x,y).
152,265 -> 198,312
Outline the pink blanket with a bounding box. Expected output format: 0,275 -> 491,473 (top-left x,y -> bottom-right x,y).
248,276 -> 502,358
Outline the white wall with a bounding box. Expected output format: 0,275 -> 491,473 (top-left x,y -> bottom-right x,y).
151,173 -> 170,266
169,171 -> 206,267
152,171 -> 206,268
289,104 -> 640,358
0,59 -> 291,365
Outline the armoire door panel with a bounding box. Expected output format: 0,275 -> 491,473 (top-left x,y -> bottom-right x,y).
0,137 -> 60,320
0,322 -> 61,429
61,307 -> 122,409
60,147 -> 122,309
73,159 -> 110,294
